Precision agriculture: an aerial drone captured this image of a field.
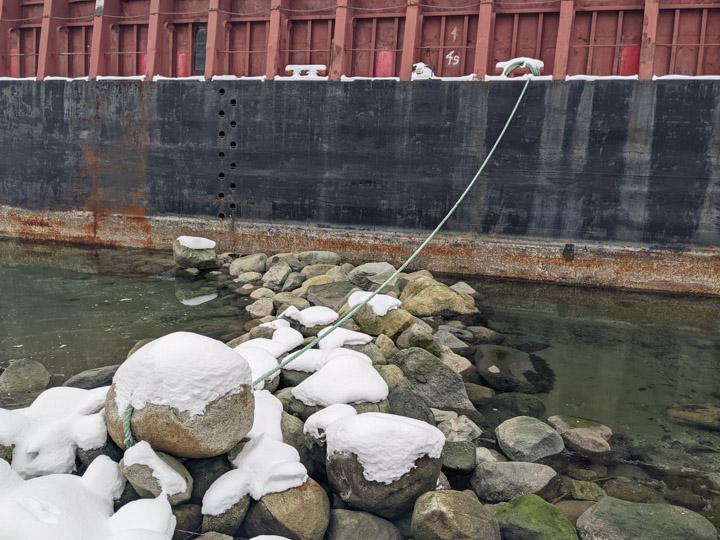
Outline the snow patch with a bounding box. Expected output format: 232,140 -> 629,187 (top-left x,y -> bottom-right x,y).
326,413 -> 445,484
279,305 -> 339,327
496,57 -> 544,73
488,365 -> 500,374
0,456 -> 175,539
340,76 -> 400,81
272,327 -> 304,350
291,355 -> 388,407
240,346 -> 280,390
283,347 -> 371,373
152,75 -> 205,81
96,75 -> 145,81
566,74 -> 639,81
304,404 -> 357,440
113,332 -> 252,417
259,318 -> 291,329
180,293 -> 217,306
202,434 -> 307,515
176,235 -> 216,250
653,74 -> 720,80
245,390 -> 283,441
317,326 -> 372,351
348,291 -> 401,316
0,386 -> 108,478
123,441 -> 187,496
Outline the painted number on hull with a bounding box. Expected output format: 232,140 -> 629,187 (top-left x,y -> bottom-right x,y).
446,51 -> 460,66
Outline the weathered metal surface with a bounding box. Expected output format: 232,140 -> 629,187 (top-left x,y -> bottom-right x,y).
0,79 -> 719,293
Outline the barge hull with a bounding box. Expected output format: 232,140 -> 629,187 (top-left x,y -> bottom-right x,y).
1,79 -> 719,294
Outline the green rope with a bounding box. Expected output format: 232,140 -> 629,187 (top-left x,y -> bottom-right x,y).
502,59 -> 542,77
123,404 -> 136,448
252,78 -> 533,387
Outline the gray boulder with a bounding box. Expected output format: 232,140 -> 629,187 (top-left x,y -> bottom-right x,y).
201,495 -> 250,536
272,292 -> 311,312
0,359 -> 50,392
326,509 -> 402,540
475,345 -> 554,393
390,348 -> 476,414
173,239 -> 218,270
306,281 -> 358,310
349,262 -> 396,289
495,416 -> 565,462
297,250 -> 342,265
229,253 -> 267,275
388,388 -> 435,425
262,262 -> 292,289
245,297 -> 274,318
327,452 -> 442,519
576,497 -> 717,540
434,329 -> 475,356
282,272 -> 307,291
411,490 -> 501,540
548,415 -> 613,455
119,451 -> 193,506
437,415 -> 483,442
490,494 -> 579,540
442,441 -> 477,474
62,364 -> 119,390
470,462 -> 557,503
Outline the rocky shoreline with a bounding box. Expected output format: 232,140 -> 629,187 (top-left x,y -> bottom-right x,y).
0,237 -> 718,539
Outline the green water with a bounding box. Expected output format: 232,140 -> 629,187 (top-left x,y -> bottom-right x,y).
1,239 -> 719,478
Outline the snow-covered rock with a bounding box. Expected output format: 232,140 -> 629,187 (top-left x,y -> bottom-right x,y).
347,291 -> 401,317
173,236 -> 218,270
317,327 -> 372,351
325,413 -> 445,518
291,356 -> 388,407
0,386 -> 108,478
202,434 -> 307,516
0,455 -> 175,539
240,346 -> 280,391
119,441 -> 192,505
105,332 -> 254,458
304,404 -> 357,440
245,390 -> 284,442
280,305 -> 339,327
283,347 -> 371,373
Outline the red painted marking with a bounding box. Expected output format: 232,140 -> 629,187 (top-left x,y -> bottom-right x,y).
376,51 -> 394,78
141,53 -> 147,75
620,46 -> 641,76
9,48 -> 20,78
177,52 -> 189,77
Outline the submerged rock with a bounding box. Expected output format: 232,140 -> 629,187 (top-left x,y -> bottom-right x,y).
475,346 -> 554,394
547,415 -> 612,455
576,496 -> 717,540
666,403 -> 720,432
0,359 -> 50,392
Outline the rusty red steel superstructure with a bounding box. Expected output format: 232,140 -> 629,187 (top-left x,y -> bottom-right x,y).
0,0 -> 718,80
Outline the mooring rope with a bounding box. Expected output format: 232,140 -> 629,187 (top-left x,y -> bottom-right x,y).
122,70 -> 534,448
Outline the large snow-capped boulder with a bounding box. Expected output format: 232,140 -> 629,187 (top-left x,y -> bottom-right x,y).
325,413 -> 444,518
105,332 -> 254,458
0,386 -> 108,478
0,455 -> 176,539
173,236 -> 218,270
